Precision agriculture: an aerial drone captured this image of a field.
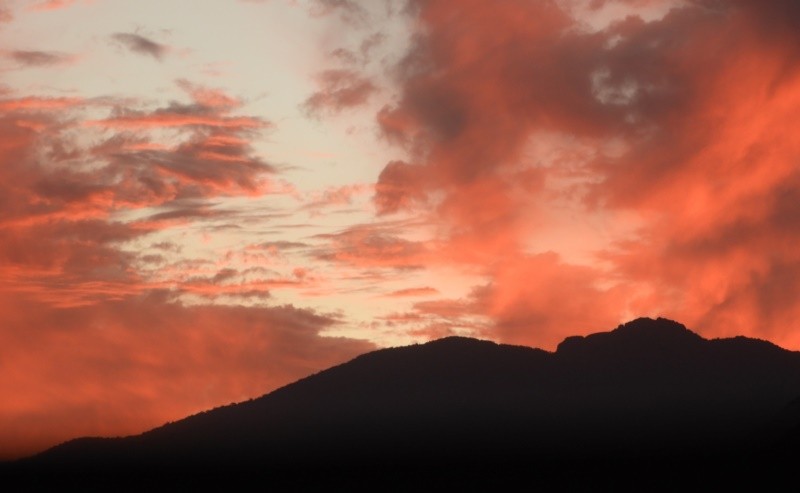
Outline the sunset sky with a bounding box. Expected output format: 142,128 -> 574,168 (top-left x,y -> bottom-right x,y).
2,0 -> 799,459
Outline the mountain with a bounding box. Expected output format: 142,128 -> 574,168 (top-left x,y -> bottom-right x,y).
9,317 -> 800,488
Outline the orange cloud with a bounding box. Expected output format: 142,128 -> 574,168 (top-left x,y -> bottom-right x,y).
87,113 -> 264,130
29,0 -> 78,11
176,79 -> 242,110
0,96 -> 81,111
0,82 -> 281,318
475,253 -> 631,350
0,80 -> 382,460
5,0 -> 800,461
383,287 -> 439,298
0,4 -> 11,23
314,222 -> 430,270
364,0 -> 800,349
0,291 -> 373,460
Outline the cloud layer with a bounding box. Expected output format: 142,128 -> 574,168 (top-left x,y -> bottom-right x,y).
0,81 -> 371,459
363,0 -> 800,347
2,0 -> 800,460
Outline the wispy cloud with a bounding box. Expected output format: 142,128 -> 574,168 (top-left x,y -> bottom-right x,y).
111,32 -> 168,60
6,50 -> 75,66
29,0 -> 78,11
0,5 -> 11,23
0,81 -> 276,308
302,69 -> 377,117
383,286 -> 439,298
309,0 -> 368,24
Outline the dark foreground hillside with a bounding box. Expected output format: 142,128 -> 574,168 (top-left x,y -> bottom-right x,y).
7,318 -> 800,489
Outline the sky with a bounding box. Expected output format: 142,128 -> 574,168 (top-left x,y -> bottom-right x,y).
1,0 -> 799,459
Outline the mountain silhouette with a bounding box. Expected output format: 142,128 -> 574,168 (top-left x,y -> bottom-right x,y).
8,317 -> 800,488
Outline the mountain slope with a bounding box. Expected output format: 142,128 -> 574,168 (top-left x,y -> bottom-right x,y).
14,317 -> 800,484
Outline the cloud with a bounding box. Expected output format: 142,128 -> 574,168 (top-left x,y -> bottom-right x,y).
84,84 -> 274,198
374,0 -> 607,217
309,0 -> 369,24
383,286 -> 439,298
314,222 -> 429,270
302,69 -> 377,117
0,96 -> 81,111
111,32 -> 168,60
0,291 -> 373,460
473,253 -> 630,349
0,87 -> 374,459
29,0 -> 77,11
87,80 -> 265,133
583,0 -> 800,345
254,240 -> 309,251
364,0 -> 800,348
0,81 -> 277,309
176,79 -> 241,110
0,4 -> 11,23
373,160 -> 427,214
301,183 -> 371,214
7,50 -> 75,66
4,0 -> 800,460
380,288 -> 489,342
165,265 -> 315,301
88,112 -> 263,130
377,253 -> 627,350
106,131 -> 275,195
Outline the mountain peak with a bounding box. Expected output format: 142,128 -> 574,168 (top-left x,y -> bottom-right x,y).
556,317 -> 704,355
614,317 -> 695,335
17,316 -> 800,487
421,335 -> 495,347
612,317 -> 703,341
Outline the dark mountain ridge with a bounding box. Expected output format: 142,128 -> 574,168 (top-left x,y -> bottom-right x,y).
9,317 -> 800,486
